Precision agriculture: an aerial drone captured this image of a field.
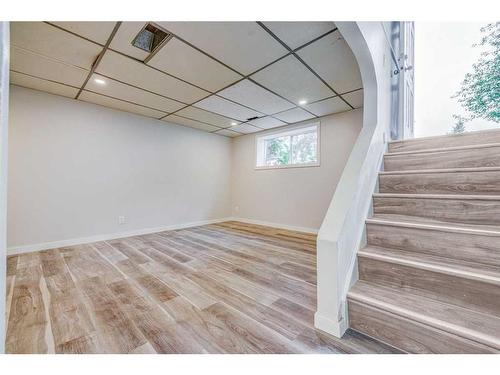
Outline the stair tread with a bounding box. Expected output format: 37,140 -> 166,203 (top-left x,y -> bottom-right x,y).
348,281 -> 500,349
380,166 -> 500,175
368,214 -> 500,235
373,193 -> 500,200
386,141 -> 500,156
359,245 -> 500,284
352,132 -> 500,353
388,128 -> 500,146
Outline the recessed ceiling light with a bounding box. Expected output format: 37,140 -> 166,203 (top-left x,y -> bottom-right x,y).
94,78 -> 106,85
231,122 -> 238,126
298,99 -> 308,105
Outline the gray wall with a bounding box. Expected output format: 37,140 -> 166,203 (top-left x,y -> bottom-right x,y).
231,109 -> 362,231
7,87 -> 362,253
8,86 -> 232,250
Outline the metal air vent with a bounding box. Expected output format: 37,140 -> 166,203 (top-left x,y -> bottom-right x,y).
132,23 -> 171,53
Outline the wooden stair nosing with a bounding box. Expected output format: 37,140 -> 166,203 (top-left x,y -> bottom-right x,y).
366,217 -> 500,237
386,142 -> 500,157
373,193 -> 500,201
349,299 -> 497,353
366,222 -> 500,268
379,166 -> 500,175
388,128 -> 500,146
358,246 -> 500,286
348,282 -> 500,350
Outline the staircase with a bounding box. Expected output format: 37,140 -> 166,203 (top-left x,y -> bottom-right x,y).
347,129 -> 500,353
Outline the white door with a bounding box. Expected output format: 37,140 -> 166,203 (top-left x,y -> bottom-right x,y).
399,22 -> 415,139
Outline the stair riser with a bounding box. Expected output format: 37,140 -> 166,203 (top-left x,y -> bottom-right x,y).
358,256 -> 500,316
366,223 -> 500,267
389,130 -> 500,153
384,146 -> 500,171
379,170 -> 500,195
373,197 -> 500,226
348,300 -> 496,353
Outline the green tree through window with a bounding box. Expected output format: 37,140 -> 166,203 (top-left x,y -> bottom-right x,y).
454,22 -> 500,123
261,126 -> 318,167
292,132 -> 317,164
265,136 -> 290,165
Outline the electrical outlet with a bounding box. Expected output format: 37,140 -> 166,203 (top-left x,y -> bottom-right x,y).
234,205 -> 240,213
118,216 -> 126,225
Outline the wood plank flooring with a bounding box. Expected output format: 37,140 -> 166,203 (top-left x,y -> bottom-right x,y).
5,221 -> 398,354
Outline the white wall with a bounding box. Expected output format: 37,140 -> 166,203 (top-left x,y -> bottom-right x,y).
0,21 -> 10,354
8,86 -> 232,252
8,87 -> 362,252
231,110 -> 362,232
315,22 -> 396,337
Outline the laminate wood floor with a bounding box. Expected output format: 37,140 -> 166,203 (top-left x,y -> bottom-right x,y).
5,221 -> 399,354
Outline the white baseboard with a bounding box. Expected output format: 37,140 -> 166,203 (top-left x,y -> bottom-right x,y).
8,216 -> 317,255
7,217 -> 232,255
314,312 -> 347,338
229,216 -> 318,234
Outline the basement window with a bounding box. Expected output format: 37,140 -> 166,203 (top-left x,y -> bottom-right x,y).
255,122 -> 320,169
132,23 -> 171,53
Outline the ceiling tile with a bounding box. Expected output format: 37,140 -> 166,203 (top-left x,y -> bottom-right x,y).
218,79 -> 294,115
50,22 -> 117,45
247,116 -> 286,130
96,50 -> 209,104
228,123 -> 261,134
148,37 -> 242,92
195,95 -> 263,121
273,107 -> 315,123
163,115 -> 221,132
297,30 -> 362,94
109,22 -> 152,61
157,22 -> 289,75
342,89 -> 364,108
251,55 -> 333,105
11,46 -> 88,87
304,96 -> 351,116
175,106 -> 238,128
86,74 -> 185,113
214,128 -> 241,137
263,22 -> 336,50
10,71 -> 79,98
11,22 -> 102,69
79,91 -> 167,118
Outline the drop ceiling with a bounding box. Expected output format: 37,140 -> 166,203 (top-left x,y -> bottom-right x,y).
9,21 -> 363,137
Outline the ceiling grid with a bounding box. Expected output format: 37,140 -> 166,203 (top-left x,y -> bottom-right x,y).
256,21 -> 354,110
9,21 -> 364,137
74,22 -> 122,99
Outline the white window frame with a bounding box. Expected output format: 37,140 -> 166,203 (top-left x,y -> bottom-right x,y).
255,121 -> 321,170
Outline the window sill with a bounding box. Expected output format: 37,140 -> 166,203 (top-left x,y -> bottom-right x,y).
254,162 -> 320,171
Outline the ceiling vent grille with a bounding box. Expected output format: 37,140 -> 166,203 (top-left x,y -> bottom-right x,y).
132,23 -> 171,53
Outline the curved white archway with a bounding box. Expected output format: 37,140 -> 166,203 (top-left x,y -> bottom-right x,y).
315,22 -> 396,337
